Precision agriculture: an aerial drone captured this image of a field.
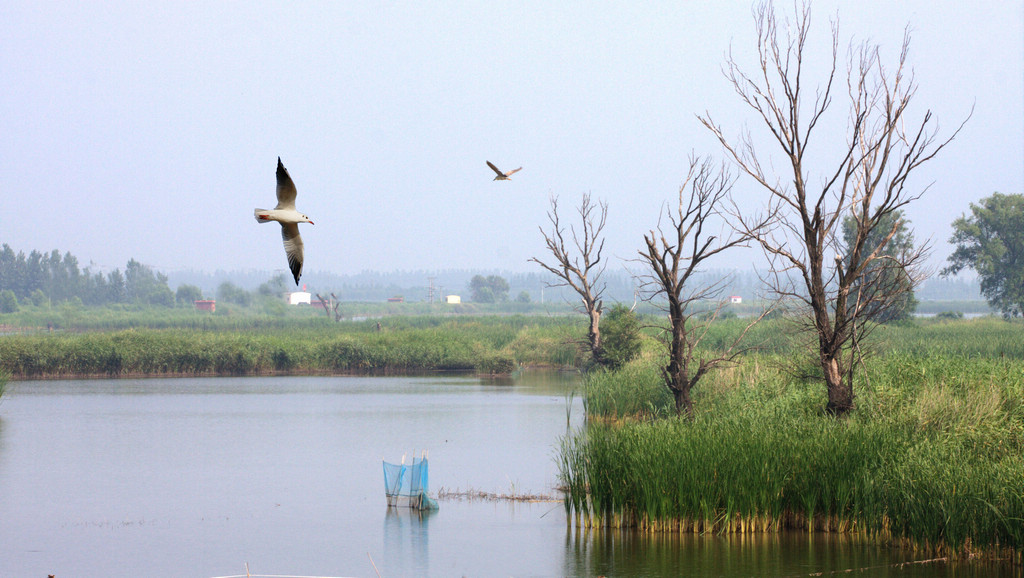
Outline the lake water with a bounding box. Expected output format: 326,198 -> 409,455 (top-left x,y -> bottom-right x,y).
0,373 -> 1016,577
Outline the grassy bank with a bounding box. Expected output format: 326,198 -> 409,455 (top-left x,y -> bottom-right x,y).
0,315 -> 583,378
0,299 -> 587,332
561,317 -> 1024,561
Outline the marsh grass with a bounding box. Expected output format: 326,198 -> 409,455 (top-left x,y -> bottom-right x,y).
0,299 -> 588,332
0,315 -> 586,378
561,317 -> 1024,560
582,360 -> 672,420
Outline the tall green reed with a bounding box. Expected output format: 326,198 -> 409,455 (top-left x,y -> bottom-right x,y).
561,330 -> 1024,559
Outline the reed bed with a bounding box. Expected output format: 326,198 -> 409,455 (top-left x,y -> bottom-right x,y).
876,316 -> 1024,359
0,299 -> 583,333
561,317 -> 1024,561
0,315 -> 584,378
581,360 -> 673,419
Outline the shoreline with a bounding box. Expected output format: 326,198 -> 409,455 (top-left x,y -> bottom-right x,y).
4,363 -> 573,382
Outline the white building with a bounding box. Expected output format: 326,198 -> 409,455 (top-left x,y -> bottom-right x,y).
730,295 -> 743,304
445,295 -> 461,304
286,291 -> 312,305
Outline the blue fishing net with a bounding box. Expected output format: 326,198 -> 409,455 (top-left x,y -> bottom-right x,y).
383,456 -> 438,510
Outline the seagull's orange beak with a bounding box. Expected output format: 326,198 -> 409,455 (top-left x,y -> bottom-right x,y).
309,220 -> 315,225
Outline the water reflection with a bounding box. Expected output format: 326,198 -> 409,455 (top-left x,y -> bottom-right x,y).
482,367 -> 581,391
383,507 -> 434,575
0,371 -> 1017,577
564,526 -> 1020,577
0,371 -> 582,577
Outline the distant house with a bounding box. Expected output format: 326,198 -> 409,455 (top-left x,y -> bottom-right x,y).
730,295 -> 743,304
286,291 -> 312,305
194,300 -> 216,313
445,295 -> 461,304
387,296 -> 404,303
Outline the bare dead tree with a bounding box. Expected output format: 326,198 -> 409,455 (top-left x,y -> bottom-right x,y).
699,1 -> 969,415
638,156 -> 774,417
530,193 -> 608,365
316,292 -> 342,321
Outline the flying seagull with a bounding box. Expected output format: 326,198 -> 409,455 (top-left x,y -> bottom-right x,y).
486,161 -> 522,181
254,157 -> 314,285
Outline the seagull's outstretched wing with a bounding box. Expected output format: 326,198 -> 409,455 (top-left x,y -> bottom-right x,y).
275,157 -> 298,210
280,222 -> 304,284
505,166 -> 523,177
486,161 -> 504,177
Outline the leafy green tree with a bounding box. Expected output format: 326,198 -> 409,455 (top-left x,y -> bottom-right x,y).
175,284 -> 204,306
469,275 -> 509,303
40,250 -> 83,303
0,244 -> 17,292
598,304 -> 641,370
217,281 -> 253,307
125,259 -> 174,306
841,210 -> 918,323
25,250 -> 46,298
84,270 -> 110,305
106,269 -> 127,303
0,290 -> 18,313
30,289 -> 47,307
474,287 -> 495,303
515,291 -> 531,304
943,192 -> 1024,317
0,244 -> 180,307
258,274 -> 289,297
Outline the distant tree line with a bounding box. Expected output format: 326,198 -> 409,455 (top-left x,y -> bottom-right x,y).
170,265 -> 974,307
213,275 -> 291,308
0,244 -> 179,310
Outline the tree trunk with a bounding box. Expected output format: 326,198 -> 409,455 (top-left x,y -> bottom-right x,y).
588,306 -> 602,362
822,356 -> 854,415
664,356 -> 694,418
663,298 -> 694,417
673,383 -> 693,417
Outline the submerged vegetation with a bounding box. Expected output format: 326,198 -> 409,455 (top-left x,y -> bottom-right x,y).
560,316 -> 1024,562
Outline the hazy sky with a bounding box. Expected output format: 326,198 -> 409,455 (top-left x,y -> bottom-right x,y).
2,2 -> 1021,283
